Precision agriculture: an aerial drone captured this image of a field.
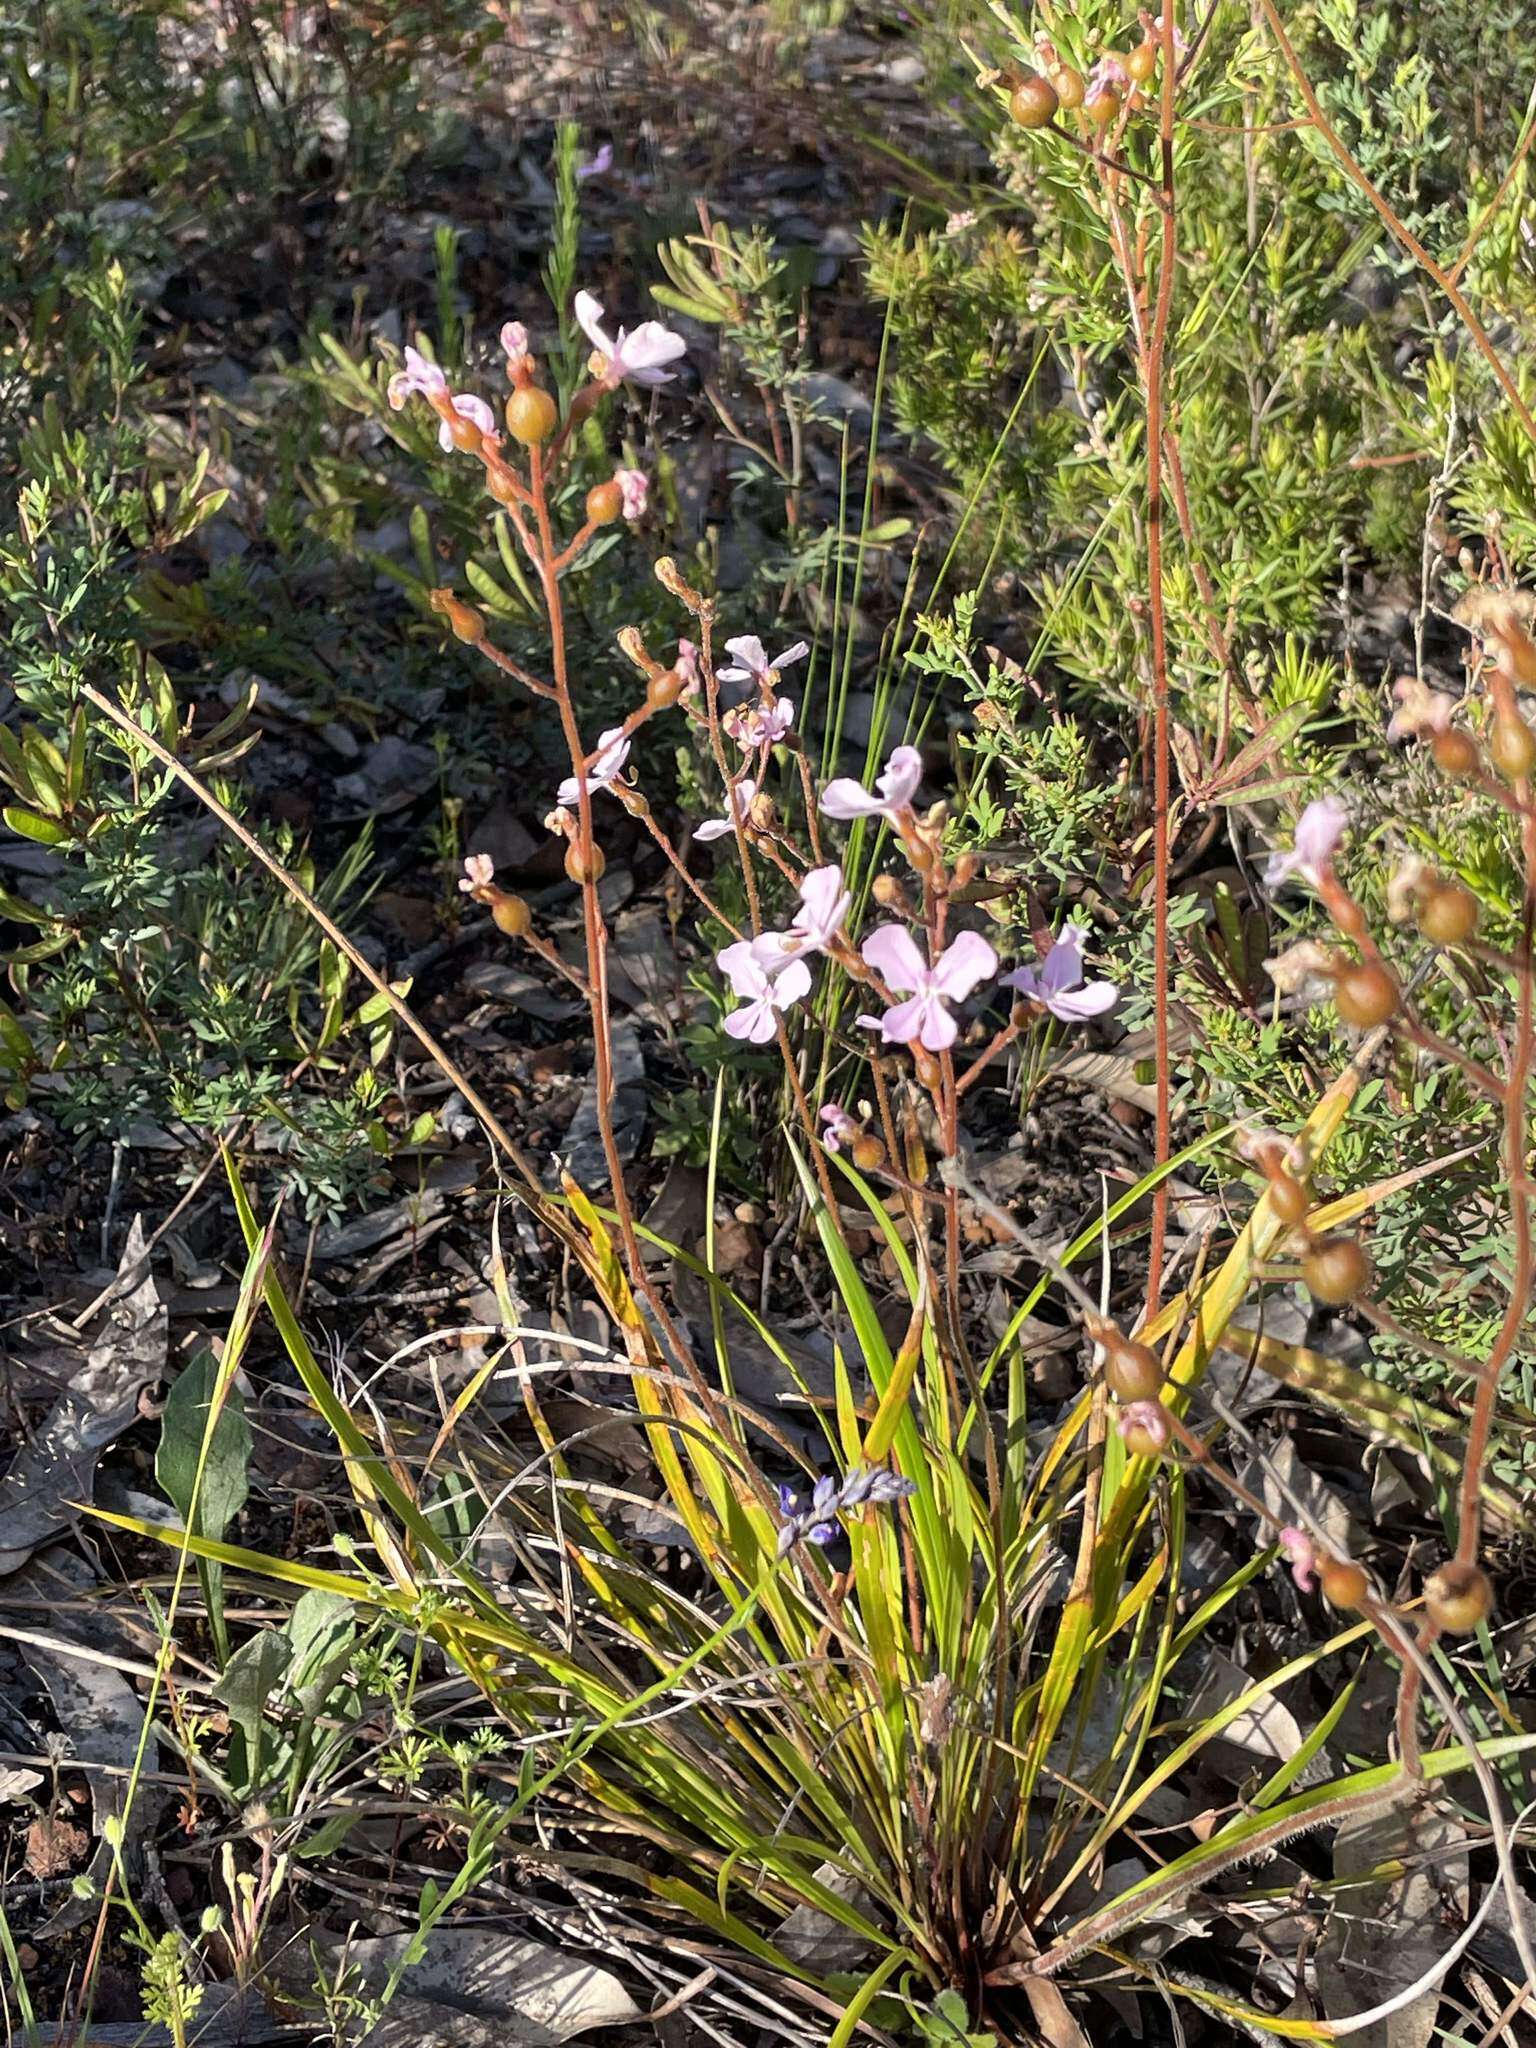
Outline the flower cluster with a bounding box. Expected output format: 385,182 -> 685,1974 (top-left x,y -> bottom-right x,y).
776,1465 -> 918,1557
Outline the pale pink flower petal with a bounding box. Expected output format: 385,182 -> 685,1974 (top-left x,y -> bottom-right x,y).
861,926 -> 996,1052
717,942 -> 810,1041
576,142 -> 614,180
459,852 -> 495,893
751,864 -> 849,967
694,777 -> 756,843
821,744 -> 924,824
1265,797 -> 1347,888
499,321 -> 530,369
616,468 -> 648,520
860,923 -> 929,992
574,290 -> 686,388
556,726 -> 631,808
724,696 -> 795,749
819,1103 -> 858,1153
1117,1400 -> 1169,1450
1278,1526 -> 1318,1594
930,929 -> 998,1002
387,343 -> 448,411
1003,921 -> 1119,1022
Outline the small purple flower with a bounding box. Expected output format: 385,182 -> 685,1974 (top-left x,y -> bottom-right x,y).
574,290 -> 687,389
751,865 -> 850,968
436,391 -> 496,453
556,726 -> 631,808
821,745 -> 924,827
717,636 -> 810,688
858,926 -> 997,1052
819,1103 -> 858,1153
616,468 -> 648,521
717,940 -> 811,1044
1002,923 -> 1118,1022
1089,54 -> 1130,92
387,343 -> 449,411
776,1464 -> 917,1556
1265,797 -> 1347,889
694,777 -> 756,843
1278,1526 -> 1318,1594
576,142 -> 614,180
723,696 -> 795,749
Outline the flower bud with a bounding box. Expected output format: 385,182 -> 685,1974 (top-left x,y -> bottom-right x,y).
1267,1172 -> 1310,1227
1301,1233 -> 1372,1306
872,874 -> 910,912
485,463 -> 522,507
506,386 -> 558,445
913,1048 -> 942,1090
1098,1330 -> 1163,1403
654,556 -> 709,614
490,892 -> 531,937
1423,1559 -> 1493,1633
586,479 -> 625,526
1009,72 -> 1059,126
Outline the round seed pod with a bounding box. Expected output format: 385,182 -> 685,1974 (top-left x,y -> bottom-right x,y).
564,841 -> 606,884
1101,1334 -> 1163,1403
1319,1557 -> 1368,1608
445,409 -> 485,452
1267,1172 -> 1310,1227
1051,62 -> 1086,107
586,479 -> 624,526
1009,72 -> 1059,127
646,667 -> 688,710
1430,728 -> 1480,778
1423,1559 -> 1493,1633
1123,39 -> 1157,81
1490,711 -> 1536,783
1301,1233 -> 1372,1306
850,1135 -> 886,1172
506,386 -> 558,445
485,465 -> 521,507
1120,1418 -> 1166,1459
440,596 -> 485,646
1083,82 -> 1121,125
1417,879 -> 1479,945
490,893 -> 531,938
1332,961 -> 1399,1029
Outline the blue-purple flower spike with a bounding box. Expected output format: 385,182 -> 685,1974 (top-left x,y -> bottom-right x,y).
775,1464 -> 918,1557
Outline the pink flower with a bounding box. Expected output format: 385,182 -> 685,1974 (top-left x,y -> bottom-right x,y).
694,777 -> 756,843
1002,923 -> 1119,1022
1278,1526 -> 1318,1594
1089,54 -> 1130,92
821,745 -> 924,826
1117,1401 -> 1169,1450
717,941 -> 811,1043
819,1103 -> 858,1152
1153,13 -> 1188,53
1264,797 -> 1347,888
459,852 -> 495,893
724,696 -> 795,749
752,865 -> 850,968
1387,676 -> 1455,742
717,636 -> 810,687
556,726 -> 631,807
500,321 -> 530,370
577,142 -> 614,180
387,343 -> 449,411
858,926 -> 997,1052
675,640 -> 700,693
436,391 -> 496,453
574,290 -> 687,388
616,468 -> 648,520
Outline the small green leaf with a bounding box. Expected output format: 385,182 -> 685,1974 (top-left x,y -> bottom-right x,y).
3,807 -> 69,845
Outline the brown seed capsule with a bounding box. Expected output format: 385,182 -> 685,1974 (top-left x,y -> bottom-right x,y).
1083,83 -> 1122,125
490,893 -> 531,938
646,667 -> 688,710
1301,1233 -> 1372,1306
1123,39 -> 1157,81
1267,1172 -> 1310,1227
1417,879 -> 1479,945
1319,1557 -> 1368,1609
445,409 -> 485,452
1430,728 -> 1480,778
1490,710 -> 1536,783
850,1134 -> 886,1172
1051,61 -> 1086,107
564,840 -> 606,884
485,463 -> 521,507
586,479 -> 624,526
438,596 -> 486,645
506,386 -> 558,445
1332,960 -> 1399,1029
1102,1335 -> 1163,1404
1423,1559 -> 1493,1633
1495,620 -> 1536,687
1009,71 -> 1059,126
1119,1418 -> 1166,1460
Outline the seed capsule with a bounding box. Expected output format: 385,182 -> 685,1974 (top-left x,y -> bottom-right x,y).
1319,1557 -> 1368,1609
1083,83 -> 1122,125
1301,1234 -> 1372,1306
438,596 -> 485,645
646,667 -> 688,711
1101,1334 -> 1163,1404
564,841 -> 606,884
1417,879 -> 1479,945
1423,1559 -> 1493,1632
1430,728 -> 1480,778
1051,62 -> 1086,107
1119,1418 -> 1166,1460
1009,72 -> 1059,127
1490,710 -> 1536,783
1495,620 -> 1536,687
1332,961 -> 1399,1029
1123,40 -> 1157,81
491,893 -> 531,938
586,479 -> 624,526
1267,1172 -> 1310,1227
850,1135 -> 886,1172
506,386 -> 558,445
445,409 -> 485,452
